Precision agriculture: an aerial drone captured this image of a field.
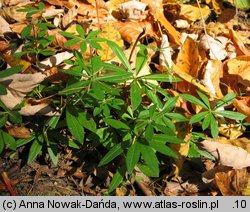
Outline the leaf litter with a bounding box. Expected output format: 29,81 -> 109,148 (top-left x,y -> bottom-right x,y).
0,0 -> 250,196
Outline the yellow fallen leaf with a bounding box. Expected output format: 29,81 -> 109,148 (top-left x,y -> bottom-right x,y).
179,3 -> 210,22
0,53 -> 31,72
97,23 -> 123,61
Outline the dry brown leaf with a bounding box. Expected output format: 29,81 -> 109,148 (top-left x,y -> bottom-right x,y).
222,56 -> 250,94
62,6 -> 78,29
159,34 -> 172,68
46,29 -> 68,48
0,73 -> 46,109
199,34 -> 228,60
219,124 -> 244,139
229,29 -> 250,56
215,169 -> 248,196
42,7 -> 64,18
0,5 -> 27,23
206,22 -> 229,37
37,51 -> 74,72
233,97 -> 250,122
115,20 -> 156,43
179,3 -> 210,22
6,125 -> 30,139
153,8 -> 181,45
0,15 -> 11,34
117,0 -> 148,22
200,140 -> 250,169
1,53 -> 31,72
201,60 -> 223,98
0,41 -> 9,52
19,98 -> 60,116
175,36 -> 200,94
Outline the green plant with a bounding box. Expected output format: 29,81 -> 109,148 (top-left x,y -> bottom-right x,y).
181,90 -> 246,138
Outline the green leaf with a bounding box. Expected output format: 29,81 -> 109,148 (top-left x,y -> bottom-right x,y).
66,107 -> 84,144
106,40 -> 132,72
0,84 -> 7,95
76,24 -> 85,37
214,110 -> 246,120
59,31 -> 79,38
130,81 -> 142,111
210,115 -> 219,138
190,111 -> 209,124
152,134 -> 185,144
86,30 -> 100,39
196,90 -> 210,109
80,42 -> 87,53
47,143 -> 58,165
0,65 -> 22,78
104,118 -> 130,130
215,93 -> 236,109
27,136 -> 43,164
234,0 -> 250,10
164,113 -> 188,122
138,142 -> 159,177
16,135 -> 35,148
59,80 -> 90,95
108,166 -> 126,193
181,94 -> 209,109
149,140 -> 178,158
202,113 -> 211,130
96,70 -> 132,83
160,96 -> 179,113
145,124 -> 154,141
143,74 -> 181,82
98,142 -> 127,166
0,131 -> 16,151
0,114 -> 8,127
0,136 -> 4,153
64,38 -> 81,47
136,45 -> 148,76
126,142 -> 141,173
8,111 -> 22,124
137,164 -> 158,177
21,25 -> 33,38
38,2 -> 45,10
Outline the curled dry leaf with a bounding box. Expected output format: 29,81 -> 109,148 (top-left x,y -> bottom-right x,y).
199,34 -> 227,60
42,7 -> 64,18
0,15 -> 11,34
201,60 -> 223,98
175,19 -> 190,29
37,51 -> 74,72
215,168 -> 248,196
200,140 -> 250,169
19,98 -> 60,116
233,97 -> 250,122
0,73 -> 46,109
62,5 -> 78,29
2,0 -> 31,6
46,29 -> 68,48
159,34 -> 172,68
229,29 -> 250,56
219,123 -> 244,139
6,125 -> 30,139
117,0 -> 148,22
0,5 -> 27,23
222,56 -> 250,94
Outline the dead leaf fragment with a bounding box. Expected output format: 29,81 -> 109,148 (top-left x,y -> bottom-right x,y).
118,0 -> 148,21
233,97 -> 250,122
200,140 -> 250,169
6,125 -> 30,139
